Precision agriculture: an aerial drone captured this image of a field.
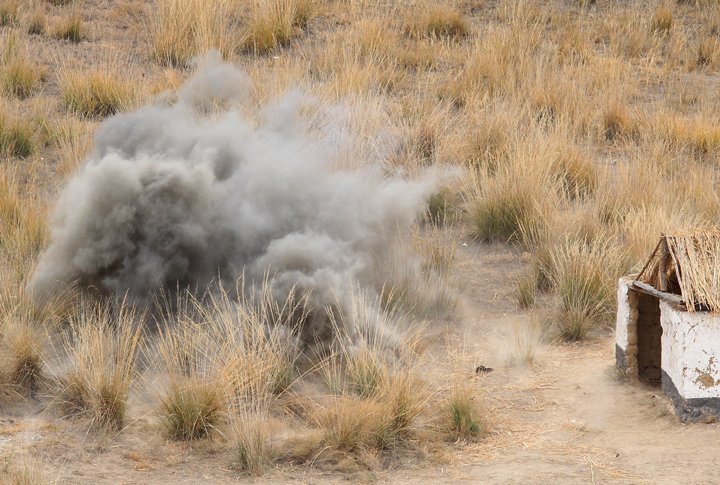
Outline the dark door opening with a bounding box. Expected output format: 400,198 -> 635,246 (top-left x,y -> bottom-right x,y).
636,292 -> 662,386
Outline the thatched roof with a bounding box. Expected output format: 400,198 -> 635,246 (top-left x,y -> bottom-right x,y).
637,229 -> 720,313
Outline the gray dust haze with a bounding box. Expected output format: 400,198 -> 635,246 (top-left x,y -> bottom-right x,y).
31,54 -> 441,331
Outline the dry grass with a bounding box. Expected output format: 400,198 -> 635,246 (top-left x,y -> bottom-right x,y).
515,274 -> 536,309
549,237 -> 629,341
0,306 -> 46,399
150,0 -> 239,67
0,108 -> 34,158
651,5 -> 673,35
404,4 -> 470,41
0,452 -> 46,485
231,410 -> 278,475
446,385 -> 483,440
52,11 -> 84,42
507,318 -> 547,366
26,8 -> 46,35
2,57 -> 42,99
241,0 -> 311,54
467,152 -> 556,243
60,69 -> 135,118
57,302 -> 142,430
155,284 -> 301,440
603,101 -> 633,141
0,0 -> 19,26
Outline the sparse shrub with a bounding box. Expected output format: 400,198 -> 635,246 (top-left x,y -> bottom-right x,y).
651,6 -> 672,35
61,71 -> 133,117
2,58 -> 42,99
405,6 -> 469,40
447,386 -> 483,440
53,12 -> 83,42
47,0 -> 74,5
58,303 -> 141,430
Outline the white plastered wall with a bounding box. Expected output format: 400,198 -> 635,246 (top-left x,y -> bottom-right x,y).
660,301 -> 720,400
616,276 -> 638,375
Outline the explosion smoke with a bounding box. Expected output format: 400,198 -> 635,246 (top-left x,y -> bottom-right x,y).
31,54 -> 441,338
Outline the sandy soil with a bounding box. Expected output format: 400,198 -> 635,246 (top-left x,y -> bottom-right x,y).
3,241 -> 719,484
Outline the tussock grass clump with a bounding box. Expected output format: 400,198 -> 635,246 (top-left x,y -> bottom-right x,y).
231,410 -> 279,475
447,386 -> 483,440
696,36 -> 720,69
156,284 -> 302,440
603,101 -> 633,141
0,314 -> 45,399
150,0 -> 241,67
552,147 -> 596,199
314,297 -> 426,454
0,109 -> 34,158
0,0 -> 19,26
53,118 -> 95,178
57,303 -> 142,430
312,395 -> 391,452
241,0 -> 313,54
0,174 -> 48,273
468,160 -> 555,243
52,12 -> 83,42
0,452 -> 46,485
26,8 -> 47,35
549,237 -> 629,341
61,70 -> 134,117
508,318 -> 546,366
160,378 -> 225,440
515,274 -> 536,309
405,5 -> 469,40
2,57 -> 42,99
651,5 -> 672,35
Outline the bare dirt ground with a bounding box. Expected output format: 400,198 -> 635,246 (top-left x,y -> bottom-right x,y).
3,241 -> 719,484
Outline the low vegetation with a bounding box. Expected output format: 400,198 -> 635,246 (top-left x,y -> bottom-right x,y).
60,70 -> 134,117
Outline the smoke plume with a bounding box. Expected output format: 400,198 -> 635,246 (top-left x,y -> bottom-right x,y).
31,54 -> 441,336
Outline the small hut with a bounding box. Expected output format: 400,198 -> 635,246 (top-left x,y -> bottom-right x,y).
616,230 -> 720,422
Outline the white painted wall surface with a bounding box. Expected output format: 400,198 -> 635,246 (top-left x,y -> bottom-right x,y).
660,301 -> 720,399
616,276 -> 638,374
616,277 -> 634,350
